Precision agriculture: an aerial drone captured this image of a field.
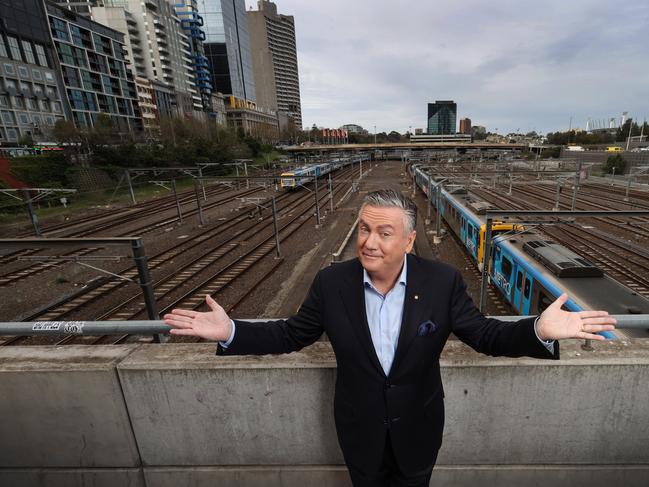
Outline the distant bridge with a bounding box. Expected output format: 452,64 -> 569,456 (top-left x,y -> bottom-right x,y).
285,142 -> 528,153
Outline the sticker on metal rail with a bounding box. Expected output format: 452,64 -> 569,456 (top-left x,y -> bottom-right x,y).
31,321 -> 85,334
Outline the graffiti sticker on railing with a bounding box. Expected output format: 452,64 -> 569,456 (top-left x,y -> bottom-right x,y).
31,321 -> 85,334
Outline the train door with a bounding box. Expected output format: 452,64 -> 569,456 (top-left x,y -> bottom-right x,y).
494,254 -> 514,302
521,276 -> 532,314
513,268 -> 531,313
466,223 -> 478,260
460,215 -> 466,244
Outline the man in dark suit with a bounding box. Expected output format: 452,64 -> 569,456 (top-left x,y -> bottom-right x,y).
165,189 -> 616,486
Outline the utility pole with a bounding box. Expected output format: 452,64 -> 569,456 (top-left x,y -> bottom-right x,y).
171,179 -> 183,224
314,175 -> 321,227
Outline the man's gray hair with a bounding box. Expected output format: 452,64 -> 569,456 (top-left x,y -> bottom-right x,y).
360,189 -> 418,234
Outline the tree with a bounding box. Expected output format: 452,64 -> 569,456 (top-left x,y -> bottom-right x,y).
603,154 -> 626,175
51,120 -> 81,146
18,133 -> 34,147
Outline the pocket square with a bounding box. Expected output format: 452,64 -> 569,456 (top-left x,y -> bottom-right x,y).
417,320 -> 438,337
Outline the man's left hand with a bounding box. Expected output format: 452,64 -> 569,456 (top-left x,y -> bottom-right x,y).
536,293 -> 616,341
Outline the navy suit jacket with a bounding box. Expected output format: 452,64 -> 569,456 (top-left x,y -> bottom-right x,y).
217,254 -> 559,474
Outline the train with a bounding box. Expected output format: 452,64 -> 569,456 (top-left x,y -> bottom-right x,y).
280,153 -> 371,189
411,163 -> 649,338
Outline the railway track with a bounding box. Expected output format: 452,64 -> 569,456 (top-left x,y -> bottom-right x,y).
0,186 -> 263,286
1,165 -> 357,346
473,187 -> 649,299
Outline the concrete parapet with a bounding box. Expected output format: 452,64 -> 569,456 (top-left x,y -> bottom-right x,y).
0,469 -> 145,487
439,339 -> 649,465
116,343 -> 343,466
1,338 -> 648,486
144,466 -> 351,487
0,345 -> 141,468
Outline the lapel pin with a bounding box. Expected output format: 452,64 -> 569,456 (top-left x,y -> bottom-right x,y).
414,295 -> 419,300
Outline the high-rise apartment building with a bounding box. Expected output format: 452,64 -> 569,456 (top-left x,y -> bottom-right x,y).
46,1 -> 142,131
198,0 -> 256,102
90,0 -> 202,116
0,0 -> 67,145
459,117 -> 471,135
173,1 -> 213,111
247,0 -> 301,130
427,100 -> 456,135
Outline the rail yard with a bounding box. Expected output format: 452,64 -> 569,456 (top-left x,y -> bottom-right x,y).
1,151 -> 649,345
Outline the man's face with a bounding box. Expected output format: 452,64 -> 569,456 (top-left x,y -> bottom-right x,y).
357,205 -> 416,280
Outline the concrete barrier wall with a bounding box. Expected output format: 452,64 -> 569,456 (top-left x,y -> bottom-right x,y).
1,340 -> 648,486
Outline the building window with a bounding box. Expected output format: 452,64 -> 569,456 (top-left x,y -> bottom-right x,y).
73,47 -> 87,68
32,114 -> 42,126
50,17 -> 70,42
45,87 -> 56,98
33,84 -> 43,96
35,44 -> 48,67
3,63 -> 15,76
39,100 -> 49,111
7,36 -> 22,61
0,96 -> 8,107
57,42 -> 74,65
11,96 -> 24,109
2,111 -> 15,124
32,69 -> 43,81
18,113 -> 30,125
18,66 -> 29,78
52,101 -> 62,113
6,128 -> 18,140
26,98 -> 37,110
92,33 -> 112,56
0,36 -> 8,58
22,41 -> 36,65
69,25 -> 91,48
45,116 -> 55,125
4,79 -> 17,91
44,71 -> 55,83
63,66 -> 81,88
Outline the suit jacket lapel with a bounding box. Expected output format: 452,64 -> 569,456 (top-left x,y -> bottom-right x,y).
338,259 -> 386,377
390,254 -> 428,375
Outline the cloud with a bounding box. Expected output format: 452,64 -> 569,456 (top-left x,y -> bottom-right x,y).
246,0 -> 649,133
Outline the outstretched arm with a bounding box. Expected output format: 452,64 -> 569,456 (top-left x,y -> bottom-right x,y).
164,295 -> 233,342
536,293 -> 616,341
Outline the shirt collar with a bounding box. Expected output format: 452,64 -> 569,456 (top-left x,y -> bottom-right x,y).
363,254 -> 408,291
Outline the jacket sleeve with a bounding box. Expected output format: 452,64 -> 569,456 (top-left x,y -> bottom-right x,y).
449,270 -> 559,360
217,271 -> 325,356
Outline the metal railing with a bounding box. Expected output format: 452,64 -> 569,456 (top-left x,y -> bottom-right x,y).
0,315 -> 647,338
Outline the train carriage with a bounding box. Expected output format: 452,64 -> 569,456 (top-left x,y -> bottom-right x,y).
410,163 -> 649,339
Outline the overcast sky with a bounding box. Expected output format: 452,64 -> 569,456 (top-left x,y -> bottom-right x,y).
245,0 -> 649,135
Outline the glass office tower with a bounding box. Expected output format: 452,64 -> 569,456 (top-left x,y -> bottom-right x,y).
198,0 -> 256,101
427,100 -> 457,135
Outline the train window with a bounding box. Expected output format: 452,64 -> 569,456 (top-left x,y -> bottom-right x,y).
524,278 -> 531,299
501,257 -> 513,278
538,290 -> 553,313
516,271 -> 523,291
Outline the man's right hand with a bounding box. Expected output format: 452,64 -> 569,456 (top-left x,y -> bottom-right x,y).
163,295 -> 233,342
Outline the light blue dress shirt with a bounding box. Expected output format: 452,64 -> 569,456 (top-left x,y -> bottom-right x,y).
363,257 -> 408,375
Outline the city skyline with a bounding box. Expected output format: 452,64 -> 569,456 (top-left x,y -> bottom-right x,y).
245,0 -> 649,135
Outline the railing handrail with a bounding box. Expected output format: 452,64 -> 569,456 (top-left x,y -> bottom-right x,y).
0,315 -> 647,337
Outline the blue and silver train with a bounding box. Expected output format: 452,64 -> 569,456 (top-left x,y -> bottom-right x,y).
280,153 -> 371,189
411,163 -> 649,339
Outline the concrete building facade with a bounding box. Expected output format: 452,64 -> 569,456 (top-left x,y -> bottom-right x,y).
459,117 -> 471,135
199,0 -> 256,102
247,0 -> 301,130
225,95 -> 278,142
90,0 -> 202,116
46,2 -> 143,132
0,0 -> 68,145
428,100 -> 456,135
